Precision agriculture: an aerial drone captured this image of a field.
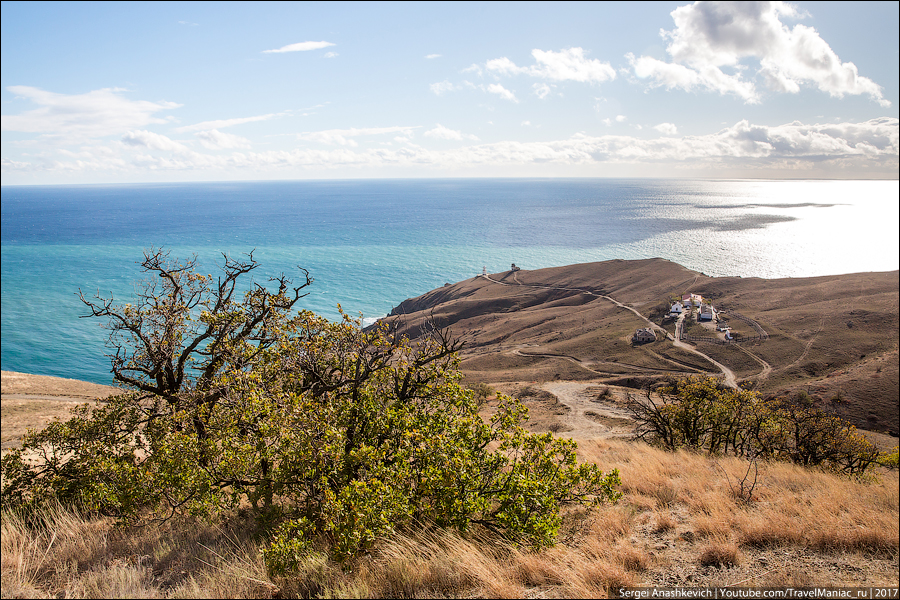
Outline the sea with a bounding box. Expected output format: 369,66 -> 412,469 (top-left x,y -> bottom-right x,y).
2,178 -> 898,385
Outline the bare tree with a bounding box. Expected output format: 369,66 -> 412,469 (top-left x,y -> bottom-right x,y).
79,247 -> 311,407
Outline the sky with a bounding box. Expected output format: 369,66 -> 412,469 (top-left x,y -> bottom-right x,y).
1,1 -> 898,185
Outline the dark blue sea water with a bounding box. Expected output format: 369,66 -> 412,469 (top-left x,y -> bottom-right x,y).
2,178 -> 897,384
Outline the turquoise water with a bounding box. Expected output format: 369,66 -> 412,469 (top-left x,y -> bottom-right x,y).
2,178 -> 897,384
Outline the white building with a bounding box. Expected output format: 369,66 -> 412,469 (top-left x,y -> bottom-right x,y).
670,302 -> 684,316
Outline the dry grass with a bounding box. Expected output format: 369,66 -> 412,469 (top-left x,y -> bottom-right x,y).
1,504 -> 276,599
698,540 -> 742,567
2,439 -> 897,598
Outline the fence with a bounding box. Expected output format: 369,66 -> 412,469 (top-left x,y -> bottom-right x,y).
720,309 -> 769,340
680,333 -> 766,345
679,308 -> 768,345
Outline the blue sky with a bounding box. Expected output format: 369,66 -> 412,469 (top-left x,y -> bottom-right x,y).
2,1 -> 898,184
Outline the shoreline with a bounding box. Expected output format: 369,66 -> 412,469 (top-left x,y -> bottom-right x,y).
1,370 -> 121,452
1,370 -> 120,399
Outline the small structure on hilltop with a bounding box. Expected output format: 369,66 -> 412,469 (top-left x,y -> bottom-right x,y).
482,266 -> 487,276
633,328 -> 656,343
510,263 -> 521,272
699,303 -> 714,321
670,301 -> 684,316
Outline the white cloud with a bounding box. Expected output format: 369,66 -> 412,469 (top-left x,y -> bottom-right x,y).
484,48 -> 616,84
629,1 -> 889,106
298,126 -> 420,146
487,83 -> 518,102
425,53 -> 442,59
324,52 -> 338,58
530,48 -> 616,83
176,112 -> 289,133
521,121 -> 531,126
602,118 -> 612,126
2,86 -> 181,141
430,80 -> 457,95
654,122 -> 679,135
629,52 -> 760,102
6,118 -> 896,179
121,130 -> 191,153
533,83 -> 552,99
616,115 -> 627,123
485,57 -> 520,76
424,124 -> 479,141
263,41 -> 335,54
195,129 -> 252,149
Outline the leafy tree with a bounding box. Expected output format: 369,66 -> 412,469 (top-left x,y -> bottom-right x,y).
627,376 -> 885,476
1,249 -> 621,568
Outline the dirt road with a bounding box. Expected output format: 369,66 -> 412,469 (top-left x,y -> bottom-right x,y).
540,381 -> 636,441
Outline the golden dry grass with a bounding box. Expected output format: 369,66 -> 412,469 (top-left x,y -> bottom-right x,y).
2,439 -> 896,598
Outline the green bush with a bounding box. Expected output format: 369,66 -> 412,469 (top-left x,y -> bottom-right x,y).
627,376 -> 881,476
878,446 -> 899,469
1,249 -> 621,569
465,381 -> 495,405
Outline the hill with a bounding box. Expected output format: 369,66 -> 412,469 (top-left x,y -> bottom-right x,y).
382,259 -> 899,436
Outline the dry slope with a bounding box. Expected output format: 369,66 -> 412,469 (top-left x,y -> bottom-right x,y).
382,259 -> 899,436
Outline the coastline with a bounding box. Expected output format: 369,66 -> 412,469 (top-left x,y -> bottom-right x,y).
0,370 -> 119,453
1,370 -> 120,398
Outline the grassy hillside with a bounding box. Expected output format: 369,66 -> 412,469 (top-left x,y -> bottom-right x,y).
384,259 -> 899,435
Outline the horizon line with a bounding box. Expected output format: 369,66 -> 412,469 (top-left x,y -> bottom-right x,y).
3,174 -> 898,188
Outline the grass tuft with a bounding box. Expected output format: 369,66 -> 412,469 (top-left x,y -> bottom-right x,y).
698,540 -> 742,567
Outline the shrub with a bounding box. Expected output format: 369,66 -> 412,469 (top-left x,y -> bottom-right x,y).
627,376 -> 881,476
1,249 -> 621,570
465,381 -> 496,405
878,446 -> 899,469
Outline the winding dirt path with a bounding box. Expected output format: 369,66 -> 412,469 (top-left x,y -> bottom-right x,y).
735,346 -> 772,384
783,314 -> 827,373
482,274 -> 738,388
511,348 -> 701,377
672,313 -> 738,388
